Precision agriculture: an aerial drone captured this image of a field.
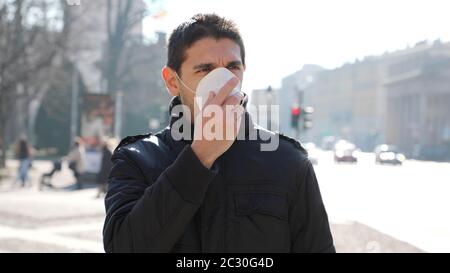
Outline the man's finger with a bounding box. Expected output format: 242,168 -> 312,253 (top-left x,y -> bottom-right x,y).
204,91 -> 216,106
222,95 -> 240,108
223,92 -> 244,107
224,97 -> 245,122
212,77 -> 239,105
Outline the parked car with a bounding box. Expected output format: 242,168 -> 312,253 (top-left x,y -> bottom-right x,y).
374,144 -> 405,165
334,140 -> 358,163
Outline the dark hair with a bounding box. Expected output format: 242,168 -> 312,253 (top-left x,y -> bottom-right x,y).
167,13 -> 245,75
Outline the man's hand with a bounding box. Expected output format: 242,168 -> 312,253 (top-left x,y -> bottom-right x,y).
191,77 -> 245,169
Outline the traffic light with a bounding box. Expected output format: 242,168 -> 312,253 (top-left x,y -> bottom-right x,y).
302,106 -> 314,129
291,105 -> 301,128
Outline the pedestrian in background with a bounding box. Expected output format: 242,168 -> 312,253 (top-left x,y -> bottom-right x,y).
96,140 -> 112,198
15,136 -> 33,187
64,138 -> 85,190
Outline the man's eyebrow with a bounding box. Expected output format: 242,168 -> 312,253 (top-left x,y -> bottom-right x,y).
193,63 -> 214,70
192,61 -> 243,70
226,61 -> 243,67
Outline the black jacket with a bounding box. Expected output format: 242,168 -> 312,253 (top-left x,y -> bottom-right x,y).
103,97 -> 335,253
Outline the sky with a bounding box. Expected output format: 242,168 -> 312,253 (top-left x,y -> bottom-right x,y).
142,0 -> 450,92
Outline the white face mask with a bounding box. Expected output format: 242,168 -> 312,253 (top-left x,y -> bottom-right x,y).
175,67 -> 242,110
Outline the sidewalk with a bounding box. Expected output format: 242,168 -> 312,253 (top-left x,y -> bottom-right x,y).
0,159 -> 105,252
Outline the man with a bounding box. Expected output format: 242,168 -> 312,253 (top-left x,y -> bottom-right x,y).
15,136 -> 33,187
96,140 -> 112,198
103,14 -> 335,253
64,138 -> 85,190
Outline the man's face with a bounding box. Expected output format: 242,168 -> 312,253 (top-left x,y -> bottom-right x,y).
163,37 -> 245,120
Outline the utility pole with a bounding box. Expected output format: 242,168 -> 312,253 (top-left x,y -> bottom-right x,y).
70,66 -> 79,146
114,91 -> 123,140
291,103 -> 301,140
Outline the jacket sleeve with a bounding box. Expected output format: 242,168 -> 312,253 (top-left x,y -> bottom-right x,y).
103,145 -> 217,253
290,159 -> 335,253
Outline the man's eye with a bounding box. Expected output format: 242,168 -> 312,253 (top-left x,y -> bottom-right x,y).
228,65 -> 241,70
197,68 -> 211,73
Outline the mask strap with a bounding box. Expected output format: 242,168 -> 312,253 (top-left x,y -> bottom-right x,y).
175,72 -> 196,95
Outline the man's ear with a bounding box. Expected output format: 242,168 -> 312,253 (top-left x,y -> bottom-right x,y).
161,66 -> 180,97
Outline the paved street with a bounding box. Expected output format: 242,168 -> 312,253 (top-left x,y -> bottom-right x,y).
1,152 -> 448,253
0,160 -> 104,253
315,150 -> 450,253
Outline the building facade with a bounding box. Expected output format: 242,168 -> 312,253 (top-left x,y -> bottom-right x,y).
384,40 -> 450,160
280,40 -> 450,159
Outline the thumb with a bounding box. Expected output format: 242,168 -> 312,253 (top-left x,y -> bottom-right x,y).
207,91 -> 215,103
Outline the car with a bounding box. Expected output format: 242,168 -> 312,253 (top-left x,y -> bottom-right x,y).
321,136 -> 338,151
333,140 -> 358,163
374,144 -> 405,165
304,142 -> 319,165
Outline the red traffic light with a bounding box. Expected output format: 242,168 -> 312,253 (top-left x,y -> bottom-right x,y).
291,107 -> 301,116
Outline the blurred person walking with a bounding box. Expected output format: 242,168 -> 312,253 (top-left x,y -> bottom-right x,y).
96,141 -> 112,198
64,138 -> 85,190
15,136 -> 33,187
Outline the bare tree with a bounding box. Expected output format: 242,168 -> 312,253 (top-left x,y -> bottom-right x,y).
103,0 -> 147,94
0,0 -> 70,168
